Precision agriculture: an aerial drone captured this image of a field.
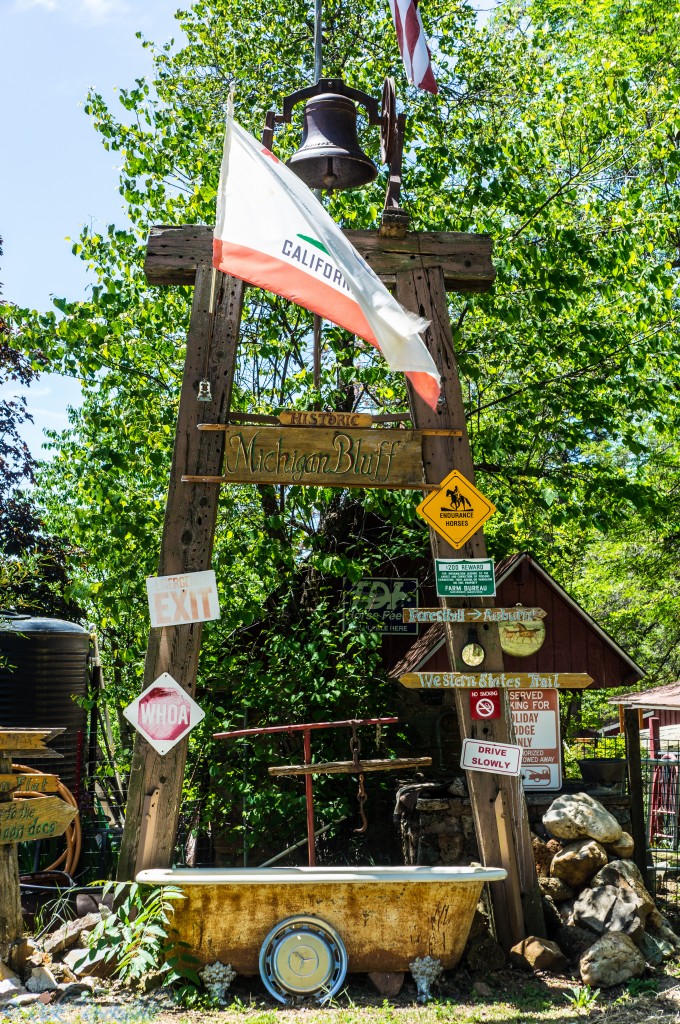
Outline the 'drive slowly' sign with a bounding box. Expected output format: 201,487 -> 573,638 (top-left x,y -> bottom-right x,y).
123,673 -> 205,755
146,570 -> 220,628
460,738 -> 522,776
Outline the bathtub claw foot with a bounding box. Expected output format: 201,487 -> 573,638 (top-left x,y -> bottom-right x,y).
409,956 -> 442,1003
199,961 -> 236,1004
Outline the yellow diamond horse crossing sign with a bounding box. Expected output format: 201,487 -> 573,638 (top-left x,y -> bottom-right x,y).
417,470 -> 496,549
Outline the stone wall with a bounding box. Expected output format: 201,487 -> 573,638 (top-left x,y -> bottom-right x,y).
395,777 -> 631,867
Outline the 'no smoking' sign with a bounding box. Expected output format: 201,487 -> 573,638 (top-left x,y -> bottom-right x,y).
470,689 -> 501,720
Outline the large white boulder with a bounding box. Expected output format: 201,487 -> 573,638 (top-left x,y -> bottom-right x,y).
579,932 -> 644,988
543,793 -> 622,844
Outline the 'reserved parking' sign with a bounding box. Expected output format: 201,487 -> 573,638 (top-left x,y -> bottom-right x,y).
509,689 -> 562,790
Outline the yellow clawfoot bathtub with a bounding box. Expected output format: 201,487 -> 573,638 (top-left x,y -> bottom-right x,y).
137,864 -> 506,978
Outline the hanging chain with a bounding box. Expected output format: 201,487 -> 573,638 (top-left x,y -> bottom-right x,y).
350,722 -> 368,833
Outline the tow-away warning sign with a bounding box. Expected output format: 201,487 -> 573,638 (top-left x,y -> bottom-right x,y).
460,738 -> 523,776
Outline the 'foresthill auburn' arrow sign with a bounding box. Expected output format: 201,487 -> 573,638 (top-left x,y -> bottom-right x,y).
398,672 -> 593,690
403,607 -> 547,623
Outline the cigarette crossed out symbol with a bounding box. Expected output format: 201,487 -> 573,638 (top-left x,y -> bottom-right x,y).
475,698 -> 496,718
287,944 -> 320,977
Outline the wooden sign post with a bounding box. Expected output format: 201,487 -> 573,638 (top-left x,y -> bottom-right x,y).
117,219 -> 542,947
0,729 -> 77,958
117,226 -> 497,883
396,263 -> 544,947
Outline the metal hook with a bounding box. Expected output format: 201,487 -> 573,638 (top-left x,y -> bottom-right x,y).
349,722 -> 368,832
354,772 -> 368,834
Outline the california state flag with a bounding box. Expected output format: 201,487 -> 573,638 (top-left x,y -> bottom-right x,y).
213,111 -> 440,409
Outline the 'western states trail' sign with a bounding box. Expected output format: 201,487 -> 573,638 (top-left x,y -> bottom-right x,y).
123,673 -> 205,755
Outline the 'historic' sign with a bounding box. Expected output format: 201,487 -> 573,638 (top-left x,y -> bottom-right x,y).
279,411 -> 373,429
206,427 -> 424,490
416,470 -> 496,548
435,558 -> 496,597
461,738 -> 522,776
398,672 -> 593,690
146,570 -> 221,628
403,607 -> 547,624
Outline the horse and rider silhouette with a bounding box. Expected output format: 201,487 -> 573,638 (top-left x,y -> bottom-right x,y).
443,485 -> 472,511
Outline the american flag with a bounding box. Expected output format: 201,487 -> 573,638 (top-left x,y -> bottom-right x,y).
388,0 -> 438,94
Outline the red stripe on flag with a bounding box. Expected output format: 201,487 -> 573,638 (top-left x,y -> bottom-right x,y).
404,3 -> 421,59
213,238 -> 438,409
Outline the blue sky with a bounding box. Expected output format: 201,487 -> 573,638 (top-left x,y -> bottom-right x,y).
2,0 -> 492,462
1,0 -> 182,458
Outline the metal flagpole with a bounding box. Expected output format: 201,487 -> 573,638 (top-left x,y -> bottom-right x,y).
313,0 -> 323,389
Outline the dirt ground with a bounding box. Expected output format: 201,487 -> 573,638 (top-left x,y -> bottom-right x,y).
6,964 -> 680,1024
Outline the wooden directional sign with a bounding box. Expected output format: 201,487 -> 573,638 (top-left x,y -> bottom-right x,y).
0,796 -> 78,845
398,672 -> 593,690
278,411 -> 374,429
0,729 -> 65,760
0,774 -> 59,796
0,729 -> 64,751
416,469 -> 496,548
183,426 -> 425,490
403,607 -> 547,624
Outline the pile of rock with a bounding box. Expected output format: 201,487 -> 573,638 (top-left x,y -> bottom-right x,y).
524,792 -> 680,988
0,913 -> 111,1010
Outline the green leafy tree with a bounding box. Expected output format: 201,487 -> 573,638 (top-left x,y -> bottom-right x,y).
6,0 -> 680,852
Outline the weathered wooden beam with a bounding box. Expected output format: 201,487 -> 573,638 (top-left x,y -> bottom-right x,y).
268,757 -> 432,776
144,225 -> 495,293
116,265 -> 245,881
624,708 -> 651,888
397,265 -> 544,949
0,756 -> 21,960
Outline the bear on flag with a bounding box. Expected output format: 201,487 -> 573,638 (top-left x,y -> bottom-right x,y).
212,107 -> 441,410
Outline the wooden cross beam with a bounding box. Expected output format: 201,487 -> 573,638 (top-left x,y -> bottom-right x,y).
144,225 -> 495,292
119,223 -> 542,951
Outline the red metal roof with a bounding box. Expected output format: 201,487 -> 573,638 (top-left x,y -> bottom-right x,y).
389,552 -> 644,688
610,681 -> 680,710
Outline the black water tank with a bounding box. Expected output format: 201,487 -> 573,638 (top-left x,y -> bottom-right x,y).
0,614 -> 90,801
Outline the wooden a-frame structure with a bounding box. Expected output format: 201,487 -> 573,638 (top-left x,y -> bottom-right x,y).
116,221 -> 544,948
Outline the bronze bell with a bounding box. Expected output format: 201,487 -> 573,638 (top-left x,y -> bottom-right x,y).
281,79 -> 381,191
288,92 -> 377,191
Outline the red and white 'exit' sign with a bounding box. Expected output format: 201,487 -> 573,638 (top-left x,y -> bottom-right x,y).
146,570 -> 220,628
